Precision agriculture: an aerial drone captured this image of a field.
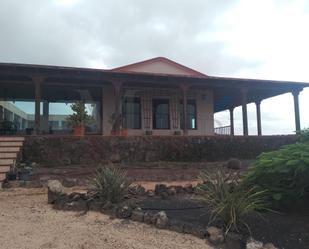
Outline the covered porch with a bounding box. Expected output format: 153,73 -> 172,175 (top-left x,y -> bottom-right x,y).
0,61 -> 307,136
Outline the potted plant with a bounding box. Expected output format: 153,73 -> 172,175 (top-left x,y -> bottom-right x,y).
66,102 -> 93,136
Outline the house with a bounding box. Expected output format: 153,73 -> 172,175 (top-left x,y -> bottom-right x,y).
0,57 -> 307,136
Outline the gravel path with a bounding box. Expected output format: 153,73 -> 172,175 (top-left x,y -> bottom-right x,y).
0,188 -> 213,249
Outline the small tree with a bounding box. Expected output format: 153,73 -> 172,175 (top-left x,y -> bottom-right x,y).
66,102 -> 93,127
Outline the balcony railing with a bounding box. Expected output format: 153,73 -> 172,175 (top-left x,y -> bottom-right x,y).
214,125 -> 231,135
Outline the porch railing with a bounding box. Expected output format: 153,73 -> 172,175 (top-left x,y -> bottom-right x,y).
214,125 -> 231,135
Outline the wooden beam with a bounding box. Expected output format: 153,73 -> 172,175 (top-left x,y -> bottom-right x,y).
180,83 -> 190,136
256,100 -> 262,136
241,88 -> 249,136
112,80 -> 122,135
292,89 -> 302,133
100,86 -> 104,135
32,75 -> 45,135
229,107 -> 234,136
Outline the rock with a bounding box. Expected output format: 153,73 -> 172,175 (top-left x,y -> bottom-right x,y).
128,184 -> 146,196
155,211 -> 169,229
62,178 -> 77,188
263,243 -> 278,249
147,190 -> 155,197
143,212 -> 155,224
63,200 -> 87,212
225,232 -> 244,249
116,205 -> 132,219
131,210 -> 144,222
246,238 -> 264,249
206,226 -> 224,245
167,186 -> 177,196
39,176 -> 51,186
47,180 -> 65,204
155,184 -> 168,195
225,158 -> 242,170
68,192 -> 87,201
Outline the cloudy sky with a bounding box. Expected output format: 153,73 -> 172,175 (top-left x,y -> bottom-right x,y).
0,0 -> 308,135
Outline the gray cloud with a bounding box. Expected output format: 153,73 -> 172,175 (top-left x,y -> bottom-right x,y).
0,0 -> 259,76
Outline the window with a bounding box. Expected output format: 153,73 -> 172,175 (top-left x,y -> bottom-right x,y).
180,99 -> 197,129
153,99 -> 170,129
122,97 -> 141,129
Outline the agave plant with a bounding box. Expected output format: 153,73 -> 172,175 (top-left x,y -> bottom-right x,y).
90,166 -> 131,204
197,169 -> 268,234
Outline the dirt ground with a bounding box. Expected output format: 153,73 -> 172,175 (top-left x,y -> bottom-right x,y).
0,188 -> 214,249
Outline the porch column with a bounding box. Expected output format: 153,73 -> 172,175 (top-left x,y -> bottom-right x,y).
32,76 -> 44,135
229,107 -> 234,136
292,89 -> 302,133
100,86 -> 104,135
42,101 -> 49,133
180,83 -> 190,136
241,88 -> 249,136
0,105 -> 3,122
255,100 -> 262,136
112,80 -> 122,135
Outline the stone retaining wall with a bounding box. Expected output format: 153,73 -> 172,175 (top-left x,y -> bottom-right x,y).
21,135 -> 298,167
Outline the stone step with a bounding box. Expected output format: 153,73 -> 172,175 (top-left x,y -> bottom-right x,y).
0,136 -> 25,142
0,166 -> 10,173
0,159 -> 14,165
0,147 -> 20,152
0,141 -> 23,147
0,152 -> 17,159
0,173 -> 6,182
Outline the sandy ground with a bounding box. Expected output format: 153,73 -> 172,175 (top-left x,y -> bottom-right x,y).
0,188 -> 213,249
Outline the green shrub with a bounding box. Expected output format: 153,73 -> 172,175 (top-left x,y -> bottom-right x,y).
244,142 -> 309,210
90,166 -> 131,204
197,170 -> 268,234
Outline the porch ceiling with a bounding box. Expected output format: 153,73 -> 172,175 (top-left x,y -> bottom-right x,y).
0,62 -> 308,110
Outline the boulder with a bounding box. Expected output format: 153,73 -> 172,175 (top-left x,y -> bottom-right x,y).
263,243 -> 278,249
143,212 -> 155,224
225,158 -> 242,170
246,238 -> 264,249
116,205 -> 132,219
131,210 -> 144,222
225,232 -> 244,249
206,226 -> 224,245
155,211 -> 169,229
47,180 -> 65,204
128,184 -> 146,196
147,190 -> 155,197
155,184 -> 168,195
63,200 -> 87,212
167,186 -> 177,196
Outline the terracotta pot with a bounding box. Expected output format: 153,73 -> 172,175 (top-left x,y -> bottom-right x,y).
73,126 -> 85,136
121,129 -> 128,136
110,130 -> 118,136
